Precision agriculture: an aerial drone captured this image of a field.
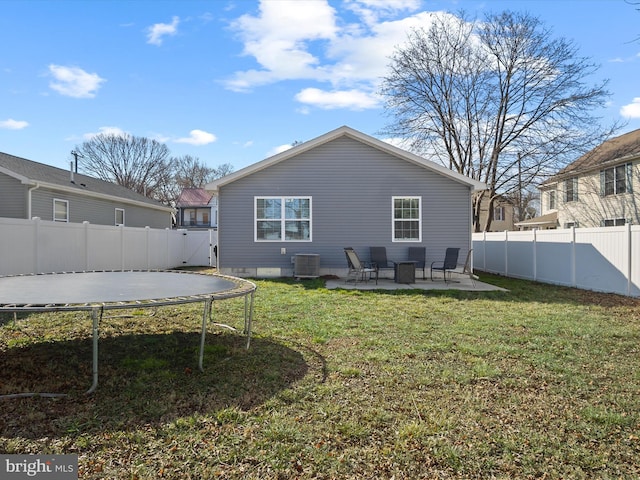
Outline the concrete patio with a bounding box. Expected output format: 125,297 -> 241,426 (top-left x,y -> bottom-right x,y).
325,273 -> 507,292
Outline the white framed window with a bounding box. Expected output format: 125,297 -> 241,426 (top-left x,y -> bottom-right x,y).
601,163 -> 632,196
493,206 -> 505,222
255,197 -> 312,241
392,196 -> 421,242
115,208 -> 125,226
53,199 -> 69,222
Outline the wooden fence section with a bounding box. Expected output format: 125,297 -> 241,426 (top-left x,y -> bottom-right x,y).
473,225 -> 640,297
0,217 -> 216,276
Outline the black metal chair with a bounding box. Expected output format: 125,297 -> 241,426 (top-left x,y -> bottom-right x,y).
430,247 -> 460,282
408,247 -> 426,280
345,248 -> 377,284
370,246 -> 395,279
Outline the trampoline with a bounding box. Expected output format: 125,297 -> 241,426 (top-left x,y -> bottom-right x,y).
0,270 -> 257,396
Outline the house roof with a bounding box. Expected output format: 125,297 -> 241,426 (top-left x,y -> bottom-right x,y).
542,128 -> 640,185
0,151 -> 173,212
514,211 -> 558,228
205,126 -> 487,192
176,188 -> 213,207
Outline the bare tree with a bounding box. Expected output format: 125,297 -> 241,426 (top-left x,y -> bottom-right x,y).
163,155 -> 235,205
76,133 -> 174,203
380,11 -> 618,231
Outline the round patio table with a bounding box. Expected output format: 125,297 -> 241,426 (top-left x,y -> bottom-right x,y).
0,270 -> 256,396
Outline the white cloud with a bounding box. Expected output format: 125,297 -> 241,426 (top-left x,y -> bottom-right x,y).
147,16 -> 180,46
295,87 -> 379,110
0,118 -> 28,130
267,144 -> 294,157
48,65 -> 105,98
620,98 -> 640,119
83,126 -> 128,140
225,0 -> 442,112
175,129 -> 217,145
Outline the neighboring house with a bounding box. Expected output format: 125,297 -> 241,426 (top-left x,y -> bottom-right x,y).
0,151 -> 173,228
175,188 -> 217,229
205,126 -> 486,278
477,194 -> 517,231
538,129 -> 640,228
514,211 -> 559,230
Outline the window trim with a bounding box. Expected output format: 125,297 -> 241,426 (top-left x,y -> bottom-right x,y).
53,198 -> 69,223
392,196 -> 422,242
115,208 -> 125,226
254,196 -> 312,242
493,206 -> 505,222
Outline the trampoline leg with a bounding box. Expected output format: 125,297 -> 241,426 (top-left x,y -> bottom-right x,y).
86,306 -> 102,395
199,298 -> 212,372
244,290 -> 255,349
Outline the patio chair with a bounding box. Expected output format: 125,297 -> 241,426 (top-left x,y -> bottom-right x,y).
430,247 -> 460,282
344,248 -> 378,284
370,246 -> 395,279
407,247 -> 426,280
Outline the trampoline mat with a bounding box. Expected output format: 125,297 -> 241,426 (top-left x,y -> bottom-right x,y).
0,271 -> 238,306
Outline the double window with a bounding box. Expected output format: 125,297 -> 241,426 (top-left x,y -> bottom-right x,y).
493,206 -> 505,222
601,163 -> 632,196
392,197 -> 421,242
255,197 -> 311,241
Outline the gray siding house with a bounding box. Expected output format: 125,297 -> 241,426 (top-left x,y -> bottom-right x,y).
206,126 -> 486,278
0,151 -> 173,228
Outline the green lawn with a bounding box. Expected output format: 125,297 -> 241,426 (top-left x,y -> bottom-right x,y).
1,272 -> 639,479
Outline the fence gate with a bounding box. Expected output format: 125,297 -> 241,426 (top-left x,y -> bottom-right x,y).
179,230 -> 217,267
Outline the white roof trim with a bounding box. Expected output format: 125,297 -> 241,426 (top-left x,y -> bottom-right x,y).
206,126 -> 486,192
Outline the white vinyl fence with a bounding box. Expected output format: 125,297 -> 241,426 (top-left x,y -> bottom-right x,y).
473,224 -> 640,297
0,217 -> 217,277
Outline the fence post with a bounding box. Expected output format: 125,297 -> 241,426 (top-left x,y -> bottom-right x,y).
571,226 -> 576,288
504,230 -> 509,277
145,226 -> 151,270
626,223 -> 632,297
83,221 -> 90,271
533,228 -> 538,281
32,217 -> 40,274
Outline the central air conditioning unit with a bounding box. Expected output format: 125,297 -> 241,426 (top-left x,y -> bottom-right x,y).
294,254 -> 320,279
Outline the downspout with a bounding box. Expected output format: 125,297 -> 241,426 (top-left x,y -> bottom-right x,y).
27,183 -> 40,219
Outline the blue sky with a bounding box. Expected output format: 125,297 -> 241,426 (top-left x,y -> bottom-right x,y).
1,0 -> 639,173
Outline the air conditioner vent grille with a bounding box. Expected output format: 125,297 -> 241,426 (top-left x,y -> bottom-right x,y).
294,254 -> 320,278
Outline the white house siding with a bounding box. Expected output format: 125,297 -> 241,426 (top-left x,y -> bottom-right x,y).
217,136 -> 473,276
541,160 -> 640,228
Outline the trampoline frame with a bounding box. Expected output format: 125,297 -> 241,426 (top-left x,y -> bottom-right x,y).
0,270 -> 257,396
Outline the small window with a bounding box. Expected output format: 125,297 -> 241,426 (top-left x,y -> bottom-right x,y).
53,199 -> 69,222
115,208 -> 125,226
255,197 -> 311,241
493,206 -> 505,222
564,221 -> 578,228
548,190 -> 556,210
564,177 -> 578,202
392,197 -> 421,242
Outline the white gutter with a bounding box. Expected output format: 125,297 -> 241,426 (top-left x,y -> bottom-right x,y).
27,183 -> 40,219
